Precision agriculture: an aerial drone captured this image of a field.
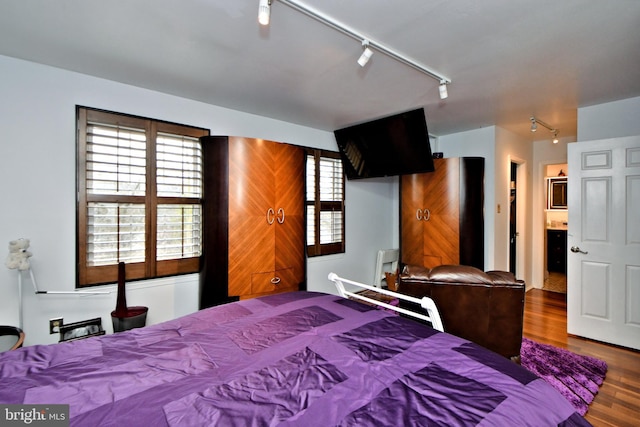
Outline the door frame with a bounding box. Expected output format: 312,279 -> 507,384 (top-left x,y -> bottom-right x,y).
533,160 -> 568,289
507,156 -> 527,281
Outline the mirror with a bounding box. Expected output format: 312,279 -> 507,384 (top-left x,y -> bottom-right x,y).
547,178 -> 567,210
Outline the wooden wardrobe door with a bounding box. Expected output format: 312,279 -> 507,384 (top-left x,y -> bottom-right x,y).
400,173 -> 426,267
273,143 -> 305,284
422,158 -> 460,267
228,137 -> 276,297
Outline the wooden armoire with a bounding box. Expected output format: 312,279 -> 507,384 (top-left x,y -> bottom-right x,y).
400,157 -> 484,270
200,136 -> 306,308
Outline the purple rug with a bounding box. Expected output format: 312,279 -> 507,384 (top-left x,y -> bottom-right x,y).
521,338 -> 607,416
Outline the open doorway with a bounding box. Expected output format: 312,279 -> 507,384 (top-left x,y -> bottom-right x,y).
509,162 -> 518,275
509,158 -> 526,280
543,163 -> 567,293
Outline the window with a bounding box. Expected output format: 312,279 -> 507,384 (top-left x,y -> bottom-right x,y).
77,107 -> 209,286
306,149 -> 345,256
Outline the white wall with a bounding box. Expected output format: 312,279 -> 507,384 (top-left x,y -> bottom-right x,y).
0,55 -> 396,345
578,96 -> 640,141
495,127 -> 533,280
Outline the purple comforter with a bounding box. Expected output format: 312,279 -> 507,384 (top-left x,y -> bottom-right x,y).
0,291 -> 589,426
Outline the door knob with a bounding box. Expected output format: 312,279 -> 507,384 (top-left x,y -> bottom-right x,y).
570,246 -> 588,254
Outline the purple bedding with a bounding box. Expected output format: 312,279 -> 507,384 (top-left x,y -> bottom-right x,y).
0,291 -> 590,426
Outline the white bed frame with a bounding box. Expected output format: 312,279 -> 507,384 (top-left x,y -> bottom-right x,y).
328,272 -> 444,332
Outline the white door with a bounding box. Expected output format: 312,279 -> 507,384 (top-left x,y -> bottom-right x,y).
567,135 -> 640,350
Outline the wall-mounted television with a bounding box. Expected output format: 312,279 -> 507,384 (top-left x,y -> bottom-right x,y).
334,108 -> 435,180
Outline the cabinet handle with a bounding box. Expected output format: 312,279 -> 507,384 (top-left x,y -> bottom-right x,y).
277,207 -> 285,224
267,208 -> 275,225
416,209 -> 431,221
271,277 -> 281,285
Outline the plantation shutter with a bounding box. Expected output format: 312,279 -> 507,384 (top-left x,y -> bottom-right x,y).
306,150 -> 345,256
86,121 -> 147,266
78,107 -> 208,286
156,132 -> 202,261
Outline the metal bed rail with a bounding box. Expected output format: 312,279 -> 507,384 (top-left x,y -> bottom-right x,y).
328,272 -> 444,332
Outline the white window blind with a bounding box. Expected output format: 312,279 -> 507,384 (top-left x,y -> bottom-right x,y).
319,157 -> 343,200
319,210 -> 343,244
86,122 -> 146,196
157,204 -> 202,261
318,157 -> 343,244
86,122 -> 147,266
306,156 -> 317,245
87,202 -> 146,266
306,204 -> 316,246
157,132 -> 202,198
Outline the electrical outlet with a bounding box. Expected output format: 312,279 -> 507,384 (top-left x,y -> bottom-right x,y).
49,317 -> 63,335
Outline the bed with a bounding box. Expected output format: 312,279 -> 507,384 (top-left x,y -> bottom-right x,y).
0,275 -> 590,426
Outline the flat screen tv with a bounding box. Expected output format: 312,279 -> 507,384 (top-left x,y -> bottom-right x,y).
334,108 -> 435,180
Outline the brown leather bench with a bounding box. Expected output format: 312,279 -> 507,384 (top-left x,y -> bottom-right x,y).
397,264 -> 525,363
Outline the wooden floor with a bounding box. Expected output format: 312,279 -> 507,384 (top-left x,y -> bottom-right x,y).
524,289 -> 640,427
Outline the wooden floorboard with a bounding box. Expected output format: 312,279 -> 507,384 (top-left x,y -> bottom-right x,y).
524,289 -> 640,427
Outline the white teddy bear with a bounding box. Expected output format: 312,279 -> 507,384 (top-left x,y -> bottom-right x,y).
5,238 -> 33,271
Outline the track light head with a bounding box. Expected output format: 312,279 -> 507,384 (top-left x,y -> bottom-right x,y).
439,80 -> 448,99
263,0 -> 451,100
258,0 -> 271,26
531,116 -> 560,141
357,41 -> 373,67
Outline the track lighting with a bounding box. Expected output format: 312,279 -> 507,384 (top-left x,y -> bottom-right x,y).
263,0 -> 451,99
439,80 -> 448,99
357,40 -> 373,67
530,116 -> 560,142
258,0 -> 272,26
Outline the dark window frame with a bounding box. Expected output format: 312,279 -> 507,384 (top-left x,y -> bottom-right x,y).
76,106 -> 209,287
305,148 -> 345,257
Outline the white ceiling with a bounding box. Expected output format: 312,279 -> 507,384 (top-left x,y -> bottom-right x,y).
1,0 -> 639,141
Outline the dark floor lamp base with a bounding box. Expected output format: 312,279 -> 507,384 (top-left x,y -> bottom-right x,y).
111,306 -> 148,333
